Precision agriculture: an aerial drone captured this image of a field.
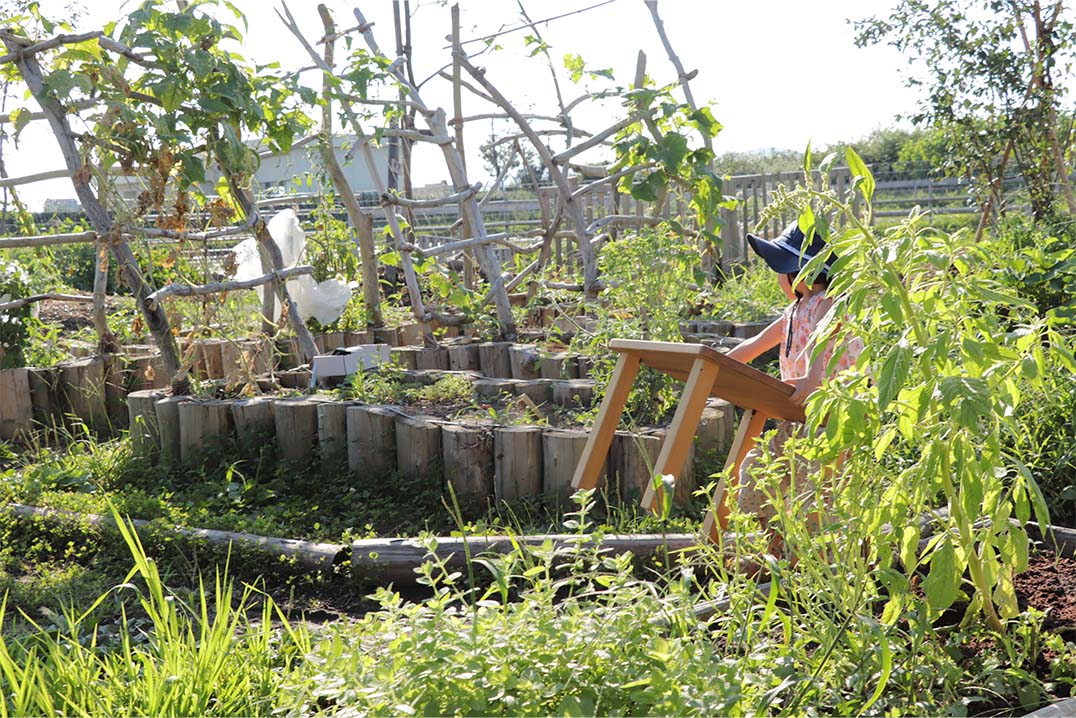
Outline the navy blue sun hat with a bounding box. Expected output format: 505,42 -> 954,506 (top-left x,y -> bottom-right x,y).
746,223 -> 833,279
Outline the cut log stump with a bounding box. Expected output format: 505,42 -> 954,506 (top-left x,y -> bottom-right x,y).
154,395 -> 192,466
552,379 -> 595,409
493,425 -> 543,501
611,431 -> 662,501
274,397 -> 321,465
231,396 -> 276,446
59,356 -> 108,431
178,399 -> 234,467
415,347 -> 449,371
26,366 -> 60,429
347,404 -> 398,477
509,344 -> 542,380
395,414 -> 442,481
128,389 -> 165,460
643,427 -> 696,505
540,352 -> 579,380
317,401 -> 350,469
695,399 -> 736,473
478,342 -> 512,379
0,367 -> 33,442
447,344 -> 480,371
442,423 -> 493,500
542,428 -> 597,500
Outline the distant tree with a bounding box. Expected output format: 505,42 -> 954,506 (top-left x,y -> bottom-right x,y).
823,128 -> 931,178
712,149 -> 802,176
480,132 -> 550,190
855,0 -> 1076,224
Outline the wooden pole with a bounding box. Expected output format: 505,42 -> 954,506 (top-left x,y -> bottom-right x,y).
352,6 -> 517,340
316,5 -> 383,329
277,3 -> 433,342
453,50 -> 597,296
352,531 -> 695,584
451,4 -> 476,291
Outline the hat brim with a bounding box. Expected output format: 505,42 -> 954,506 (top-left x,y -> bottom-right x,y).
746,233 -> 809,275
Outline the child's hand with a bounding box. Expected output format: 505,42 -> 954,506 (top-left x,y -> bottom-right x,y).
787,375 -> 817,406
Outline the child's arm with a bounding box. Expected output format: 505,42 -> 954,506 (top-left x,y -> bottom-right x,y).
724,315 -> 785,365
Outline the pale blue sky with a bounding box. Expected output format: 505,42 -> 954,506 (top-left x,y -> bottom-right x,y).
9,0 -> 921,208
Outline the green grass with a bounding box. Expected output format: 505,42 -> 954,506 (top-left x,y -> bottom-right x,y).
2,493 -> 1071,717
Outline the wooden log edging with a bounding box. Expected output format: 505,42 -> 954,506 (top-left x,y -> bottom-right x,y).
4,503 -> 344,572
352,532 -> 698,584
4,501 -> 697,584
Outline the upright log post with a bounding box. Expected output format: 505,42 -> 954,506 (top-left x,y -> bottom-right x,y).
279,3 -> 433,343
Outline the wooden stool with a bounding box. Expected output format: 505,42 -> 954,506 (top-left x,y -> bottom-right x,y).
570,339 -> 805,542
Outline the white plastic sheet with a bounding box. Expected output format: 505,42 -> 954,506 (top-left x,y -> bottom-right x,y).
231,209 -> 352,326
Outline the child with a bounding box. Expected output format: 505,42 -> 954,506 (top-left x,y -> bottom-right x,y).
725,223 -> 863,529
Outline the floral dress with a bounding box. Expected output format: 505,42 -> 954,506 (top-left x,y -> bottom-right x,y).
736,293 -> 864,525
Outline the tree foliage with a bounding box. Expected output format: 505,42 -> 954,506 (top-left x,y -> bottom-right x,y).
855,0 -> 1076,219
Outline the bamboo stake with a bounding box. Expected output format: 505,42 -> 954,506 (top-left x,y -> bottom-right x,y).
353,4 -> 517,339
279,2 -> 432,341
317,4 -> 383,328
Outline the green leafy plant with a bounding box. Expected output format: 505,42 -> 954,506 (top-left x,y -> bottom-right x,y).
0,260 -> 31,368
759,148 -> 1055,634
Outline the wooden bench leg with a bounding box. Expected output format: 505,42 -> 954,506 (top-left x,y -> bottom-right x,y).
641,357 -> 720,512
701,408 -> 769,543
571,353 -> 641,491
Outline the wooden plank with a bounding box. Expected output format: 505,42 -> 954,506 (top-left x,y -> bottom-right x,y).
608,339 -> 803,422
641,357 -> 719,511
570,352 -> 641,491
701,409 -> 769,542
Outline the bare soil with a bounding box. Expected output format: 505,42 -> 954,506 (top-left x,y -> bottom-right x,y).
36,295 -> 121,332
1013,553 -> 1076,638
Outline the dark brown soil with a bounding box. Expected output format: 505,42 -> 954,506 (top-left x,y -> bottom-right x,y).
37,295 -> 122,332
1013,553 -> 1076,637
